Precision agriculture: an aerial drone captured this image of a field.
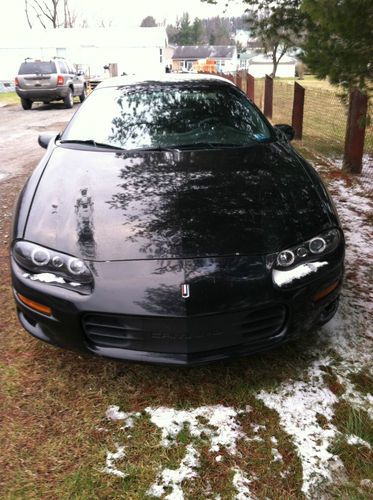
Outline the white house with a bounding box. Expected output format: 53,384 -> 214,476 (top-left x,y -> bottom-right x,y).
244,53 -> 297,78
0,27 -> 168,81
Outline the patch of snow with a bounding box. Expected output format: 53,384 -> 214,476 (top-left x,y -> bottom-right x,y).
103,444 -> 127,478
346,434 -> 371,449
257,358 -> 344,497
106,405 -> 140,429
360,478 -> 373,489
146,444 -> 199,499
271,448 -> 283,463
272,262 -> 328,287
250,424 -> 266,433
232,468 -> 257,500
145,405 -> 247,454
215,455 -> 223,462
24,272 -> 66,284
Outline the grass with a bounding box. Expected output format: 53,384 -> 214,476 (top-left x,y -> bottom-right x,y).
329,402 -> 373,497
0,91 -> 19,106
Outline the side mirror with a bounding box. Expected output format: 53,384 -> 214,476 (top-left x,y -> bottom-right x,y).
38,133 -> 57,149
76,70 -> 84,76
274,124 -> 295,141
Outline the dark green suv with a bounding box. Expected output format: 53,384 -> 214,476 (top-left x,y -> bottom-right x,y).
15,58 -> 87,110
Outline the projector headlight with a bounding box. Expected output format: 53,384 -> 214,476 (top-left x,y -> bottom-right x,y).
12,241 -> 93,285
275,229 -> 340,269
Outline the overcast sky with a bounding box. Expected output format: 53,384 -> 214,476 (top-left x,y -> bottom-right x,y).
0,0 -> 247,36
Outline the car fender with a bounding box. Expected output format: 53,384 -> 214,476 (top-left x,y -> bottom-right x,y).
11,137 -> 58,240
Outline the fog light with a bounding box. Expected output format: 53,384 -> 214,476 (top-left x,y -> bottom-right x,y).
313,281 -> 339,302
17,293 -> 52,316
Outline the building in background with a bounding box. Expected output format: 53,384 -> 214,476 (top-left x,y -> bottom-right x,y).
239,53 -> 297,78
0,27 -> 168,81
172,46 -> 237,73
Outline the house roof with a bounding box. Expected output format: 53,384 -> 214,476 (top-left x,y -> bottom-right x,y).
172,45 -> 236,60
248,53 -> 297,64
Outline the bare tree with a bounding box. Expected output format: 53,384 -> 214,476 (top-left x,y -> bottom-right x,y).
24,0 -> 33,28
24,0 -> 77,29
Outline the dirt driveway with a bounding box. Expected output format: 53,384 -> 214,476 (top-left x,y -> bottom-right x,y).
0,102 -> 78,182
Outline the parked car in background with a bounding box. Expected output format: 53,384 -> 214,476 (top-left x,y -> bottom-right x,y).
15,57 -> 87,109
11,74 -> 344,366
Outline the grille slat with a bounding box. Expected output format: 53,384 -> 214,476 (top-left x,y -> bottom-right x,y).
83,305 -> 287,353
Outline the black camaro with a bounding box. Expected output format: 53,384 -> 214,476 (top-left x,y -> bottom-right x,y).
11,74 -> 344,365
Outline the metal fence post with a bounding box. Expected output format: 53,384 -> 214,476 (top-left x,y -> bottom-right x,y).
292,82 -> 305,139
264,75 -> 273,119
246,72 -> 254,101
343,88 -> 368,173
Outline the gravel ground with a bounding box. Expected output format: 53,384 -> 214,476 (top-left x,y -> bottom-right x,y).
0,102 -> 78,182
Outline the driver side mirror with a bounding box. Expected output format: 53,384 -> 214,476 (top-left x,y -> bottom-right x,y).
38,133 -> 57,149
274,124 -> 295,141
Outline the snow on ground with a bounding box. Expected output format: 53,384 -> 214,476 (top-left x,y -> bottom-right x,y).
104,405 -> 252,497
147,444 -> 200,499
145,405 -> 247,454
232,468 -> 257,500
103,444 -> 127,478
257,358 -> 344,496
101,164 -> 372,498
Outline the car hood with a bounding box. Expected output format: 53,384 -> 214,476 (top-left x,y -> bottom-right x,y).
24,143 -> 334,261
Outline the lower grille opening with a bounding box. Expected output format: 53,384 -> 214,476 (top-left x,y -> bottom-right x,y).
82,305 -> 287,353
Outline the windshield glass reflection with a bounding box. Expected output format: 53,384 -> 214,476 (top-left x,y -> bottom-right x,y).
62,83 -> 272,150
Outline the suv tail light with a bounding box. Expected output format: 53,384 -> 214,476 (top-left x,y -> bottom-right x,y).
15,77 -> 19,86
57,75 -> 64,85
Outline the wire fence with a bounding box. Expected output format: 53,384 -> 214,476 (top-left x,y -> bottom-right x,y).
250,77 -> 372,190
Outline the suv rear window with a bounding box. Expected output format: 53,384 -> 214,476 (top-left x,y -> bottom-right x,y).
18,61 -> 57,75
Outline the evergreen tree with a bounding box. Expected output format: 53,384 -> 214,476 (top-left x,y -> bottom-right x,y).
301,0 -> 372,94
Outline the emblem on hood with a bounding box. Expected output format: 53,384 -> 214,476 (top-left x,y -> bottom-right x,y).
181,284 -> 190,299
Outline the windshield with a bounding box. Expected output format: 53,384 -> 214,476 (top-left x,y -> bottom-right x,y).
61,83 -> 273,150
19,61 -> 56,75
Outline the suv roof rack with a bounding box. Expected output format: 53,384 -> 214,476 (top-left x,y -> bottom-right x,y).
52,56 -> 66,60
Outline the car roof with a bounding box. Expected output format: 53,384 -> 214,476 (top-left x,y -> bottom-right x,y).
96,73 -> 235,89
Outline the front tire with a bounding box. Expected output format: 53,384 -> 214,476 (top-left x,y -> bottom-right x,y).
63,88 -> 73,109
21,98 -> 32,110
79,86 -> 87,103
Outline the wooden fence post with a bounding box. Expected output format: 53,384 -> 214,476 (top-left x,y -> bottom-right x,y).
343,89 -> 368,173
264,75 -> 273,119
292,82 -> 305,139
236,72 -> 242,91
246,72 -> 255,100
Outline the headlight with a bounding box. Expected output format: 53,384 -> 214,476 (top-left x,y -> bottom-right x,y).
12,241 -> 93,285
275,229 -> 340,269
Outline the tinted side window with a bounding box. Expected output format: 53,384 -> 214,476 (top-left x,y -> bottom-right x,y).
18,62 -> 56,74
59,61 -> 68,74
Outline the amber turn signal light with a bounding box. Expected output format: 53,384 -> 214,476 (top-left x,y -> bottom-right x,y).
313,281 -> 339,302
17,293 -> 52,316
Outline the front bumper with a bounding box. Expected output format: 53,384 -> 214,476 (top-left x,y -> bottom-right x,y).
11,253 -> 344,366
16,87 -> 69,101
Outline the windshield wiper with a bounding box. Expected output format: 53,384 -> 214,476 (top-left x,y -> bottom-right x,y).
171,141 -> 257,150
125,145 -> 180,153
59,139 -> 125,150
